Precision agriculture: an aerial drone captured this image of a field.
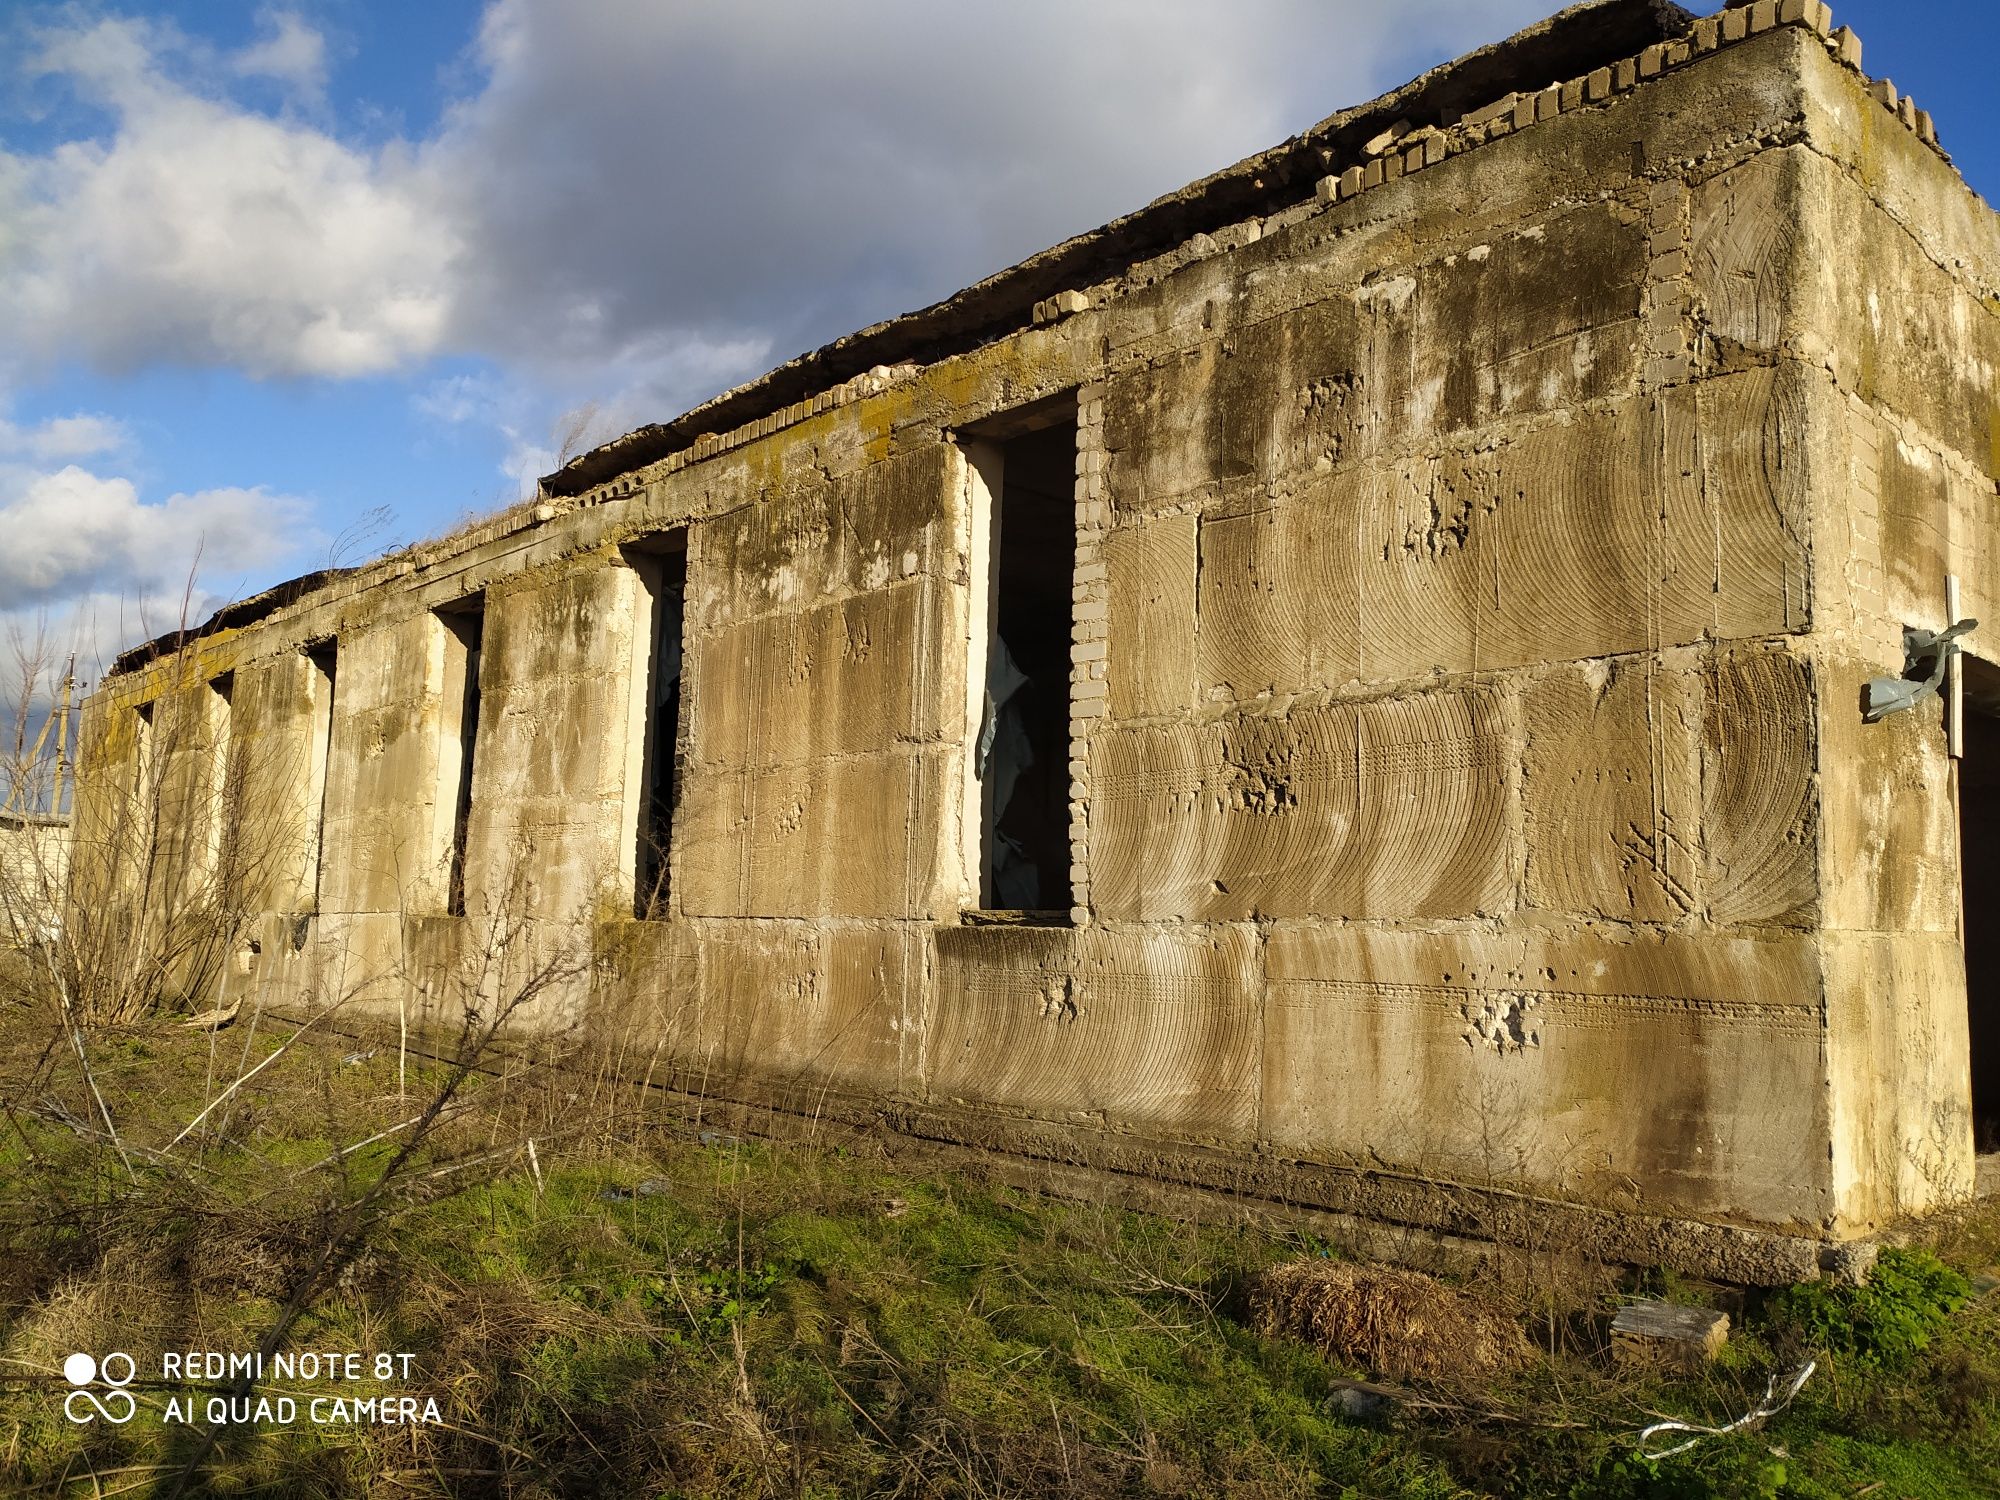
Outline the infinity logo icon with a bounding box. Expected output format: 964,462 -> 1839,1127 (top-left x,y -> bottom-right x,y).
63,1352 -> 137,1425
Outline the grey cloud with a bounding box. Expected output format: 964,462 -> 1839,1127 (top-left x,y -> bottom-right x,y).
431,0 -> 1552,394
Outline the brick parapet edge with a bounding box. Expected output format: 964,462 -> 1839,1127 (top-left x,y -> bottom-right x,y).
1305,1 -> 1949,215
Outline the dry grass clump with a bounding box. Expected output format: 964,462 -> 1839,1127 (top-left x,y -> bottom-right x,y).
1249,1258 -> 1532,1383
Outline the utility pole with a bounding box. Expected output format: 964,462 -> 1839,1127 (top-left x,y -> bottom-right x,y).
54,656 -> 76,816
0,656 -> 78,817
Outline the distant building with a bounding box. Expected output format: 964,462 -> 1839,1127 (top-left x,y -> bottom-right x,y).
0,810 -> 67,947
74,0 -> 1999,1280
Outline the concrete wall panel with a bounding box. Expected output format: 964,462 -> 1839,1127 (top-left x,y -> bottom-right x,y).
465,564 -> 648,925
692,577 -> 948,770
1524,659 -> 1703,923
645,921 -> 921,1098
696,446 -> 955,630
1104,515 -> 1198,719
1703,650 -> 1818,928
678,746 -> 952,919
1359,370 -> 1807,680
928,924 -> 1262,1139
318,614 -> 447,918
1189,371 -> 1808,701
1824,929 -> 1975,1228
1796,151 -> 2000,480
1194,479 -> 1363,698
1104,200 -> 1645,518
1263,924 -> 1830,1223
1090,687 -> 1509,922
1690,146 -> 1800,359
229,652 -> 325,913
1814,651 -> 1958,935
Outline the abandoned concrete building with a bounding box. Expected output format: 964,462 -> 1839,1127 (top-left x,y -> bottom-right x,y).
71,0 -> 2000,1280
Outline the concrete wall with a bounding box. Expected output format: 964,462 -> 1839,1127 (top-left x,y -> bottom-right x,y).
71,10 -> 1999,1270
1787,35 -> 2000,1224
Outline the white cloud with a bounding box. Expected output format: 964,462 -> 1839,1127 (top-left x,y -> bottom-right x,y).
0,453 -> 321,752
0,411 -> 128,462
231,10 -> 328,99
0,464 -> 315,612
1,16 -> 453,380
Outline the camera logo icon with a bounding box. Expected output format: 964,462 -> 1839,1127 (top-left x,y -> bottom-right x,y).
63,1352 -> 136,1424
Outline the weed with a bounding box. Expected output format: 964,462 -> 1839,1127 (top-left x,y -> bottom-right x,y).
1572,1450 -> 1788,1500
1765,1248 -> 1972,1370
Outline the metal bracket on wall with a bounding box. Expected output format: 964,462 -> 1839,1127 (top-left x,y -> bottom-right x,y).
1863,617 -> 1979,724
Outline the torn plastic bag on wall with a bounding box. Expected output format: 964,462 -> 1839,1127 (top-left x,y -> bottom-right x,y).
1863,618 -> 1977,723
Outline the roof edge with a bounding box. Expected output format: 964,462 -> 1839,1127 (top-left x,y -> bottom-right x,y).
539,0 -> 1692,498
109,567 -> 355,678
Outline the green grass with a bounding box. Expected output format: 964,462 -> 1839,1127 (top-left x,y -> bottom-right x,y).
385,1149 -> 1469,1496
0,1017 -> 1995,1497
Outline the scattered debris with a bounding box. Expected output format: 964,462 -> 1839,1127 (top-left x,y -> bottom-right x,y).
600,1177 -> 675,1202
32,1093 -> 89,1136
1362,119 -> 1414,156
1328,1377 -> 1404,1420
1863,618 -> 1977,721
1611,1300 -> 1730,1369
182,999 -> 240,1032
1638,1361 -> 1815,1460
525,1138 -> 545,1197
1249,1259 -> 1532,1382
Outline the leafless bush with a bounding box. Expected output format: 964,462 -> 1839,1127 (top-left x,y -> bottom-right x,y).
0,585 -> 329,1027
0,842 -> 590,1495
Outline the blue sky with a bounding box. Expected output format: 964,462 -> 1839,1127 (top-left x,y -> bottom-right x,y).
0,0 -> 1992,710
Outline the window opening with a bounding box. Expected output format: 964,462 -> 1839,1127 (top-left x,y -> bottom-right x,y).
1959,658 -> 2000,1153
436,603 -> 483,916
305,642 -> 337,912
970,406 -> 1077,911
631,533 -> 688,918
